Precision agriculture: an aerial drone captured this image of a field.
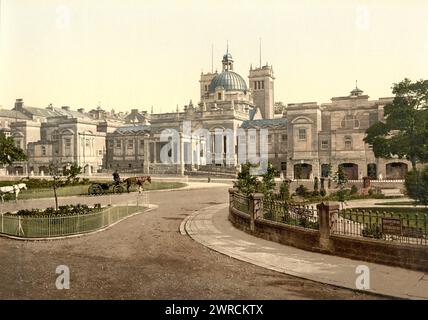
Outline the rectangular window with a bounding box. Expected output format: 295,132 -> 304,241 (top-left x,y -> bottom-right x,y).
298,128 -> 307,141
116,140 -> 121,148
140,140 -> 144,148
281,134 -> 287,142
345,141 -> 352,150
98,150 -> 102,155
217,92 -> 222,100
344,137 -> 352,150
127,140 -> 134,149
254,81 -> 257,90
321,140 -> 329,149
281,162 -> 287,170
261,80 -> 264,89
268,134 -> 272,143
41,146 -> 46,156
64,138 -> 71,148
108,140 -> 114,148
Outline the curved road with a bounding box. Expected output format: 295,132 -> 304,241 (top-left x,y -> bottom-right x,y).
0,184 -> 380,299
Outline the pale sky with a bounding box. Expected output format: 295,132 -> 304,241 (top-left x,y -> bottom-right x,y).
1,0 -> 427,113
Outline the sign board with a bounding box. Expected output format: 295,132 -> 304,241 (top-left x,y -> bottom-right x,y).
381,217 -> 402,236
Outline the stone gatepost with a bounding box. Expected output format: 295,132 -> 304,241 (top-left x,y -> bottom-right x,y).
249,193 -> 264,232
228,188 -> 237,212
316,202 -> 339,252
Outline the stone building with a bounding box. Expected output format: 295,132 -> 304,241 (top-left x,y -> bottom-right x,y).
243,86 -> 413,180
105,51 -> 268,175
1,50 -> 417,181
25,115 -> 106,176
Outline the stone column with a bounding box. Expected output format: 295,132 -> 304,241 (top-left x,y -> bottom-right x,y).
316,202 -> 339,252
143,139 -> 150,174
179,134 -> 185,176
249,193 -> 264,232
153,142 -> 157,163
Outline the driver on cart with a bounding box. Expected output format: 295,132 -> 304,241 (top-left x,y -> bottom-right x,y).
113,170 -> 121,186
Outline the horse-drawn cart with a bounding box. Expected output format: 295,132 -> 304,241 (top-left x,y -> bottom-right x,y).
88,182 -> 125,195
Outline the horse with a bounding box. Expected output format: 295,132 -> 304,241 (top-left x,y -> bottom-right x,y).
124,176 -> 151,193
0,183 -> 27,203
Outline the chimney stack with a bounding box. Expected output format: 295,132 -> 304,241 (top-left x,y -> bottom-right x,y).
15,99 -> 24,110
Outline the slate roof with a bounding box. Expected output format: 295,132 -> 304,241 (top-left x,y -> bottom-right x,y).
0,109 -> 31,120
22,106 -> 92,120
240,118 -> 288,129
115,125 -> 151,134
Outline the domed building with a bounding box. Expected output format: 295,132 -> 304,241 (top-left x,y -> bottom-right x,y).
199,49 -> 275,119
200,51 -> 254,107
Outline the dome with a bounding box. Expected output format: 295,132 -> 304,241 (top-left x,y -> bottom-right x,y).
223,52 -> 233,61
209,71 -> 248,93
350,87 -> 363,96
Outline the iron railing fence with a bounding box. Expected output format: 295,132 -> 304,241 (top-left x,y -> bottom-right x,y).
262,198 -> 319,230
231,192 -> 250,214
0,204 -> 147,239
333,208 -> 428,246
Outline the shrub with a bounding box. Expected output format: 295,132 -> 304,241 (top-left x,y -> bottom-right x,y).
350,184 -> 358,195
6,204 -> 102,217
319,188 -> 326,197
295,185 -> 309,197
362,224 -> 383,239
405,168 -> 428,206
279,180 -> 290,201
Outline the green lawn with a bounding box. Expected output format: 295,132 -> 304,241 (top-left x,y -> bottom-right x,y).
1,205 -> 144,238
1,181 -> 186,201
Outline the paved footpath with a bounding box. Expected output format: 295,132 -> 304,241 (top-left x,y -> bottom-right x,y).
183,203 -> 428,300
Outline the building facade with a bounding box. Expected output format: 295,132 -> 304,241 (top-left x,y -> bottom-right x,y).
1,50 -> 415,181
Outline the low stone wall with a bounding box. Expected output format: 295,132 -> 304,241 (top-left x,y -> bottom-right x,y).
229,207 -> 320,253
229,189 -> 428,272
329,235 -> 428,271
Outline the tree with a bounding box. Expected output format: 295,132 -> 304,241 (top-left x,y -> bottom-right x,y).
313,177 -> 319,196
0,132 -> 27,165
63,163 -> 82,185
332,166 -> 348,209
404,168 -> 428,206
234,162 -> 259,196
364,78 -> 428,170
259,162 -> 278,199
47,162 -> 82,210
279,180 -> 290,201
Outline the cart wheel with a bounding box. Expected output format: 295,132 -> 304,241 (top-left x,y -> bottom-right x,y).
113,185 -> 124,194
91,184 -> 103,195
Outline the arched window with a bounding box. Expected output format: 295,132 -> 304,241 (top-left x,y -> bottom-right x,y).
341,115 -> 360,129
